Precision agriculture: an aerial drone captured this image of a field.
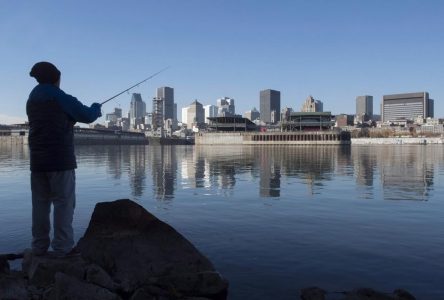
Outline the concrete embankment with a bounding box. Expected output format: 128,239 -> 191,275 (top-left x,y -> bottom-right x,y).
0,136 -> 28,145
0,130 -> 148,145
352,137 -> 444,145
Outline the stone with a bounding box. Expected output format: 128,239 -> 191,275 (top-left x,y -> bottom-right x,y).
77,199 -> 228,298
42,286 -> 56,300
85,263 -> 116,291
54,272 -> 122,300
0,273 -> 28,300
300,287 -> 326,300
27,285 -> 46,299
27,254 -> 84,287
393,289 -> 416,300
130,288 -> 157,300
342,288 -> 395,300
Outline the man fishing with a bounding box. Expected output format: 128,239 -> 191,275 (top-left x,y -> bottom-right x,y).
26,61 -> 102,257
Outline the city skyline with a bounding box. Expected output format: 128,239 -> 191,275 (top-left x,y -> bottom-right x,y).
1,1 -> 443,124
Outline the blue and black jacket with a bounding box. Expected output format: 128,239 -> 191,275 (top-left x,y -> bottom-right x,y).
26,84 -> 102,172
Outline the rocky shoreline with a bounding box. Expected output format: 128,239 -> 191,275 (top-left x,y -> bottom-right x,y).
1,199 -> 228,300
1,199 -> 417,300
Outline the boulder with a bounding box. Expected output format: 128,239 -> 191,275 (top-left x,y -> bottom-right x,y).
53,272 -> 122,300
77,199 -> 228,298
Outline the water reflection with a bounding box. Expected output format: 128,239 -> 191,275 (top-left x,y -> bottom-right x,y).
72,145 -> 442,201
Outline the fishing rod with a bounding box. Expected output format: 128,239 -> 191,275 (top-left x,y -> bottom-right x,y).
100,66 -> 170,105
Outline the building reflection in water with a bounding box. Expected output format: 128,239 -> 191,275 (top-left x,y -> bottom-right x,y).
378,146 -> 434,201
351,146 -> 436,201
149,146 -> 177,200
71,144 -> 441,201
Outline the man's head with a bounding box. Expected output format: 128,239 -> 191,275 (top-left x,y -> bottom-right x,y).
30,61 -> 61,85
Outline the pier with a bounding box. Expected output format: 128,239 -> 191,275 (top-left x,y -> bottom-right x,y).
195,131 -> 351,145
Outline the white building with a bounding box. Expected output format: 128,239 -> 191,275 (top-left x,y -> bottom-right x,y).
181,107 -> 189,126
204,105 -> 218,124
217,97 -> 235,116
301,95 -> 323,112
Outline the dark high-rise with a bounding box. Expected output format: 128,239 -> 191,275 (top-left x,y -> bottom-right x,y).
157,87 -> 176,128
260,89 -> 281,124
157,87 -> 173,119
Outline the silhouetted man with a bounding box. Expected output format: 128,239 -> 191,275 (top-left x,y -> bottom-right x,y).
27,61 -> 102,257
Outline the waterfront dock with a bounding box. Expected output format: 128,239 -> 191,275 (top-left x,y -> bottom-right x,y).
195,131 -> 351,145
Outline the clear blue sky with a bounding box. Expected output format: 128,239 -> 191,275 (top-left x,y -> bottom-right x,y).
1,0 -> 443,124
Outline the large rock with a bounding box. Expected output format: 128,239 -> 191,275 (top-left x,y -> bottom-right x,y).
77,199 -> 228,298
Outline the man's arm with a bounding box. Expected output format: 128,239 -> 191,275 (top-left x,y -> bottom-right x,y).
55,89 -> 102,124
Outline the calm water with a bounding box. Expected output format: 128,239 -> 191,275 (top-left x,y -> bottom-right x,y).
1,144 -> 443,299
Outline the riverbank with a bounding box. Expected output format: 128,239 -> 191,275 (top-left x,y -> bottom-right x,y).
1,130 -> 443,146
351,137 -> 444,144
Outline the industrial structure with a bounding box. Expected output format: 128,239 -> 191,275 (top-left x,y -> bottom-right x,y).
281,112 -> 335,131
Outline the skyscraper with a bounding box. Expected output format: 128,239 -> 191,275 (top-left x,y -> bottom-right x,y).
260,89 -> 281,124
152,97 -> 163,130
356,95 -> 373,122
187,100 -> 204,128
157,87 -> 177,129
301,95 -> 323,112
217,97 -> 235,116
382,92 -> 434,123
204,105 -> 218,124
129,93 -> 146,128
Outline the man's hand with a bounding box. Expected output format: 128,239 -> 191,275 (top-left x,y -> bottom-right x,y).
91,103 -> 102,118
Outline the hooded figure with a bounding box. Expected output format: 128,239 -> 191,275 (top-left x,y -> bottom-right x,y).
26,61 -> 102,257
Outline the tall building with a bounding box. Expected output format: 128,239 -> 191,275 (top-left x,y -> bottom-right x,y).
181,107 -> 189,126
355,95 -> 373,123
152,97 -> 163,130
217,97 -> 235,116
157,87 -> 176,125
382,92 -> 434,123
301,95 -> 323,112
244,107 -> 260,121
204,105 -> 218,124
187,100 -> 205,128
260,89 -> 281,124
129,93 -> 146,128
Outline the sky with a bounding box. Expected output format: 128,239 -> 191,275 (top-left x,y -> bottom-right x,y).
1,0 -> 443,124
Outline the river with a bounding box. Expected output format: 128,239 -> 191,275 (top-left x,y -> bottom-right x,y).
0,144 -> 443,299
